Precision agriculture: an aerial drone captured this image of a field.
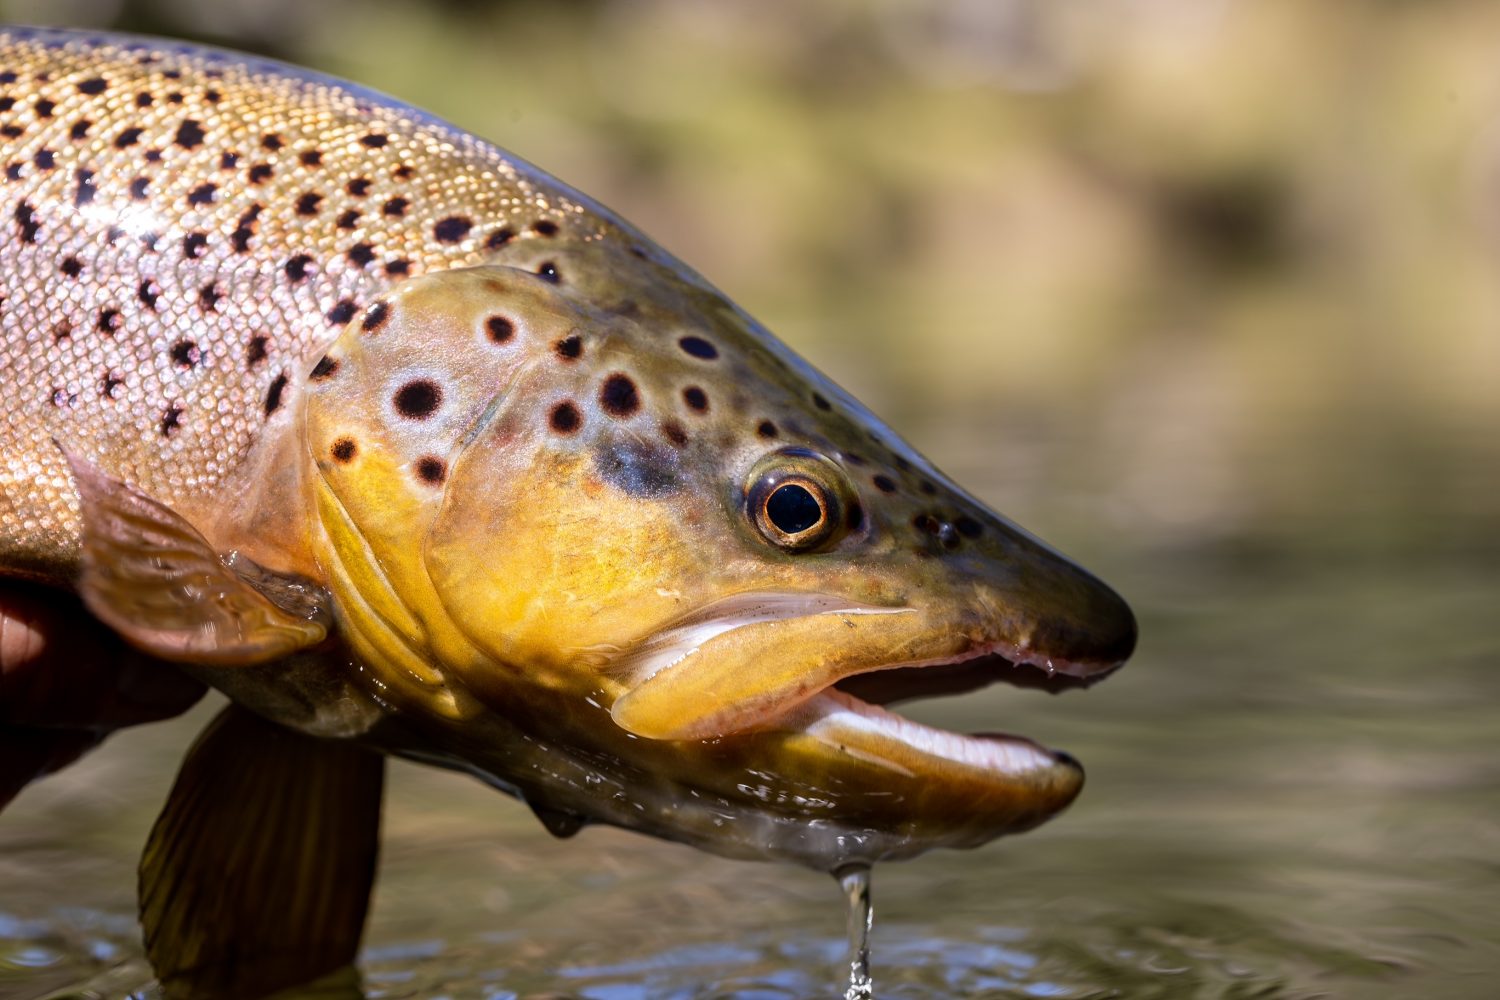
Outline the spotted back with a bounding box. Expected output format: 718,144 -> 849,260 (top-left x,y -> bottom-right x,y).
0,27 -> 643,580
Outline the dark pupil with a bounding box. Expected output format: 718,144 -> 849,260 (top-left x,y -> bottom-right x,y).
766,483 -> 822,535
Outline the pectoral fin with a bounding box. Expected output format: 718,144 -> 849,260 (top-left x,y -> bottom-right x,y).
64,451 -> 330,665
140,704 -> 385,1000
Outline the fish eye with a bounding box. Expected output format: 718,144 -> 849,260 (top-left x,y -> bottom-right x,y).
745,449 -> 851,552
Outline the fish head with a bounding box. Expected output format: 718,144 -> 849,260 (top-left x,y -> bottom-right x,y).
303,233 -> 1135,866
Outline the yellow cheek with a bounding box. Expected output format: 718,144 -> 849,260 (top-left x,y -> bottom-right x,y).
424,448 -> 708,689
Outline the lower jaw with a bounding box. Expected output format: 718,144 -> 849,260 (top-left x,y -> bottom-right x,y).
781,688 -> 1077,781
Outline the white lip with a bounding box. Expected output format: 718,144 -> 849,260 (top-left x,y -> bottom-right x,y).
781,687 -> 1063,778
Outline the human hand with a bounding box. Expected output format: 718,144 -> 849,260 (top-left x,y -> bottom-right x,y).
0,582 -> 205,809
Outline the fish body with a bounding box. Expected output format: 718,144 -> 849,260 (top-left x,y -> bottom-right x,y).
0,24 -> 1134,892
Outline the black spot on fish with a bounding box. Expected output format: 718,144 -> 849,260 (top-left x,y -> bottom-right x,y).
486,316 -> 514,342
298,149 -> 322,167
846,501 -> 865,532
170,340 -> 199,368
537,261 -> 561,284
100,371 -> 124,399
954,516 -> 983,538
77,76 -> 107,95
60,256 -> 81,277
678,336 -> 718,360
360,133 -> 388,148
485,227 -> 514,250
186,182 -> 215,206
0,125 -> 23,139
433,216 -> 472,243
336,209 -> 360,230
183,232 -> 208,258
129,177 -> 149,200
600,374 -> 640,417
812,392 -> 832,411
133,92 -> 150,108
662,420 -> 688,448
33,98 -> 54,117
757,420 -> 778,439
73,169 -> 95,206
295,192 -> 322,216
96,308 -> 121,335
219,151 -> 238,170
382,196 -> 408,217
683,386 -> 709,412
4,163 -> 21,182
264,372 -> 288,416
261,132 -> 284,151
205,89 -> 221,104
32,149 -> 54,170
346,177 -> 371,197
68,120 -> 90,140
872,475 -> 897,493
385,259 -> 411,277
555,335 -> 582,360
160,404 -> 182,438
327,299 -> 357,326
246,335 -> 270,367
392,164 -> 414,180
247,163 -> 272,184
415,456 -> 447,485
284,254 -> 312,282
594,440 -> 681,498
532,219 -> 558,236
348,242 -> 375,267
550,401 -> 581,434
330,437 -> 356,463
174,119 -> 204,148
198,283 -> 221,312
310,356 -> 338,380
393,379 -> 442,419
361,301 -> 389,331
113,127 -> 142,148
919,480 -> 938,496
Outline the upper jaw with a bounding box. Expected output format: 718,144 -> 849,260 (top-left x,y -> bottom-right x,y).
605,584 -> 1132,744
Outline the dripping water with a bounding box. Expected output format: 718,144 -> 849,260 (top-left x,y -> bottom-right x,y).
835,863 -> 873,999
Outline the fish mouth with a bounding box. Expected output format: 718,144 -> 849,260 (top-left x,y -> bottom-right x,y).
607,591 -> 1129,785
781,640 -> 1119,782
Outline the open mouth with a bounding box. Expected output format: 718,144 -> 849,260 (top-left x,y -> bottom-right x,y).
782,646 -> 1118,779
606,592 -> 1126,779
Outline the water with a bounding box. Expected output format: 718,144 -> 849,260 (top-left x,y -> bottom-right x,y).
2,549 -> 1494,999
836,866 -> 873,1000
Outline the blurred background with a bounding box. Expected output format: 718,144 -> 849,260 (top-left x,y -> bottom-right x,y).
1,2 -> 1496,998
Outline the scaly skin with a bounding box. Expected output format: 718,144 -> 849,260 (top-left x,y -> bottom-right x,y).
0,28 -> 1136,869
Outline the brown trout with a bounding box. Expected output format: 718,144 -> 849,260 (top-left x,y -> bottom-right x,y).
0,26 -> 1135,996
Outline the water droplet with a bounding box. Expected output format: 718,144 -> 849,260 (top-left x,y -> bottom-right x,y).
834,863 -> 874,999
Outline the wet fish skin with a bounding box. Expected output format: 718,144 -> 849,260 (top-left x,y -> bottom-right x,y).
0,27 -> 1136,869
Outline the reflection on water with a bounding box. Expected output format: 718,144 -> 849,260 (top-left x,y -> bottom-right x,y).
2,553 -> 1495,999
